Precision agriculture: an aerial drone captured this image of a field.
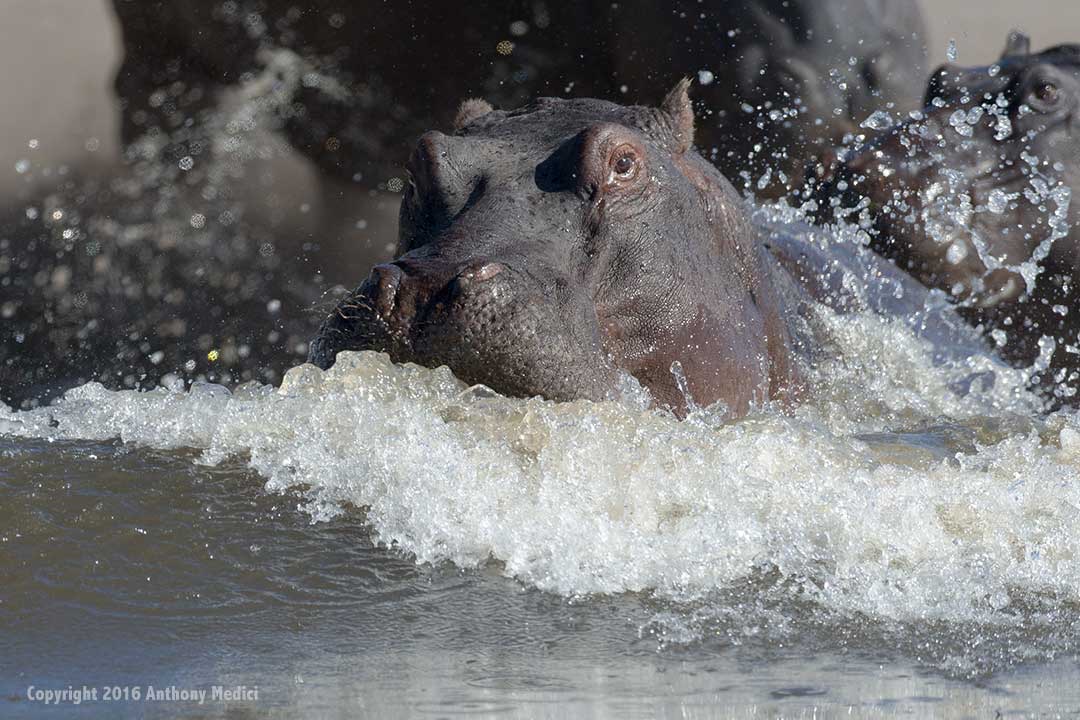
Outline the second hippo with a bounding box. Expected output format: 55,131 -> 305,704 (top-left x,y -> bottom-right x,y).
814,35 -> 1080,398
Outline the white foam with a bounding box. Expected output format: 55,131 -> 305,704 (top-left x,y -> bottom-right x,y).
3,292 -> 1078,638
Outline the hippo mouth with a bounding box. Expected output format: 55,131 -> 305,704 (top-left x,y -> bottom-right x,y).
308,259 -> 618,403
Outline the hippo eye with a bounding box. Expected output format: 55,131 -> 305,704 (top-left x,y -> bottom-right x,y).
1030,81 -> 1061,110
612,149 -> 638,179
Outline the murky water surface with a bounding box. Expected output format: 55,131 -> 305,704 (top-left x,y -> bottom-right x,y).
4,277 -> 1080,717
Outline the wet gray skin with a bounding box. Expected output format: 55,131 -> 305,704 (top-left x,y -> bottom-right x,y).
813,34 -> 1080,397
309,85 -> 996,418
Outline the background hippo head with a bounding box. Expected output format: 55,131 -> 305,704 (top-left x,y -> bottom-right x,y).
612,0 -> 927,198
814,34 -> 1080,385
309,83 -> 800,416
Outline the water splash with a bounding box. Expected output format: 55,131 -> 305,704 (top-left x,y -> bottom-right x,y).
0,277 -> 1063,613
860,110 -> 895,131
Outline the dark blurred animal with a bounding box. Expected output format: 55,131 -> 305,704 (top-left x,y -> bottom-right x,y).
610,0 -> 927,196
111,0 -> 926,197
814,34 -> 1080,399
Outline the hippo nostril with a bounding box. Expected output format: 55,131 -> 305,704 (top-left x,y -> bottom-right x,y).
370,263 -> 404,319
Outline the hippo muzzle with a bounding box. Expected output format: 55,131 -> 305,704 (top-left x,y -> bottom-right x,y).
308,249 -> 617,402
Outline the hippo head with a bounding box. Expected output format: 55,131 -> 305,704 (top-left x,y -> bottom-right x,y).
815,35 -> 1080,312
692,0 -> 927,196
309,83 -> 799,416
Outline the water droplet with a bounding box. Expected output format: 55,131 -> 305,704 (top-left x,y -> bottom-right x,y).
178,156 -> 194,171
697,69 -> 714,86
756,167 -> 773,190
860,110 -> 895,131
945,241 -> 969,265
994,115 -> 1012,141
946,38 -> 958,62
949,109 -> 973,137
987,189 -> 1011,214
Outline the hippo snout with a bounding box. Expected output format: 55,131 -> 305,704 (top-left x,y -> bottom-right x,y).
309,257 -> 527,370
367,259 -> 510,329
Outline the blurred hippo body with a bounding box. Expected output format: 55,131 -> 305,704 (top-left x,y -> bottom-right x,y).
111,1 -> 615,187
111,0 -> 925,197
816,35 -> 1080,395
309,88 -> 991,417
613,0 -> 927,196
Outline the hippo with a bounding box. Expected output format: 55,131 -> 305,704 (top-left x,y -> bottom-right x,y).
812,34 -> 1080,398
110,0 -> 925,197
0,2 -> 930,410
611,0 -> 927,197
308,84 -> 993,417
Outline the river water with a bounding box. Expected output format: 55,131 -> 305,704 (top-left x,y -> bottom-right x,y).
4,254 -> 1080,716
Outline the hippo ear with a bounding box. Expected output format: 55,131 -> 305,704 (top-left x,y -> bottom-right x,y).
454,98 -> 494,132
1001,30 -> 1031,59
660,78 -> 695,154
